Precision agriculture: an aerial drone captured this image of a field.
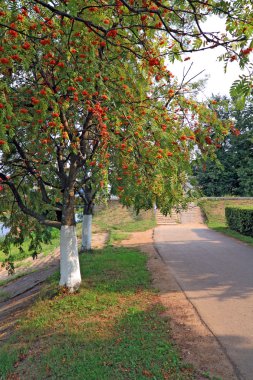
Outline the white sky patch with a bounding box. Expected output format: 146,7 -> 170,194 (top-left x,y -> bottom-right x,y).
171,16 -> 250,99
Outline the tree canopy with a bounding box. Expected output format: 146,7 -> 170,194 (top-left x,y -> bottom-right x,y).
195,96 -> 253,197
0,0 -> 253,289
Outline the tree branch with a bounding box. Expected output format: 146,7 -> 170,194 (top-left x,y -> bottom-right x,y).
0,173 -> 61,229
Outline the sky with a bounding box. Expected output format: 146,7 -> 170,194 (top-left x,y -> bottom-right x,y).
171,16 -> 249,99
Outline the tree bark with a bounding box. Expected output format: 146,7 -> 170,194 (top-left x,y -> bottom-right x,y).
81,185 -> 94,252
59,225 -> 81,292
81,214 -> 92,251
59,162 -> 82,291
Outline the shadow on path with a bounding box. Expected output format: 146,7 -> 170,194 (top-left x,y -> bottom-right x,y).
154,225 -> 253,380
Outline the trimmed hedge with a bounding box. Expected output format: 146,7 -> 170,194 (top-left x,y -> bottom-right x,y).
225,206 -> 253,237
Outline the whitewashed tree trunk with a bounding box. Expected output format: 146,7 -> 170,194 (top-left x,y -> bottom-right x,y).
81,214 -> 92,251
59,225 -> 81,292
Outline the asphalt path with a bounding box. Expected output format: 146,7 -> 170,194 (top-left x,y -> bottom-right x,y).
154,225 -> 253,380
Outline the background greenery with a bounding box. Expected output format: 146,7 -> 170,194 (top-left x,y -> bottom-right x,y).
195,97 -> 253,196
225,206 -> 253,237
199,198 -> 253,245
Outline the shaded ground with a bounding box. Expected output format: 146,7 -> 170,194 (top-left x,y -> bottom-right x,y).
0,232 -> 108,344
120,229 -> 238,380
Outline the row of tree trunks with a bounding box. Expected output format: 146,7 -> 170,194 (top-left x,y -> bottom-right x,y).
59,205 -> 93,292
59,216 -> 93,292
58,181 -> 93,292
59,225 -> 81,292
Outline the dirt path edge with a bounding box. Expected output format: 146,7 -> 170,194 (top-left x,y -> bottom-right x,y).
120,229 -> 239,380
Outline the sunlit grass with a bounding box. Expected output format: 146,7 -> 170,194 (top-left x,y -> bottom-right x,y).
0,229 -> 60,263
0,202 -> 156,263
199,199 -> 253,246
0,246 -> 195,380
93,202 -> 156,245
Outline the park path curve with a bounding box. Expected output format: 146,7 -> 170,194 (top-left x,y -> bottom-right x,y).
154,224 -> 253,380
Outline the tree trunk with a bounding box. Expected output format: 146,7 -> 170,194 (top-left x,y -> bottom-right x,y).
81,185 -> 94,252
59,225 -> 81,292
81,214 -> 92,251
59,174 -> 81,291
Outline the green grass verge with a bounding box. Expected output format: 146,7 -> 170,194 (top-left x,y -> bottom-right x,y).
94,202 -> 156,245
208,222 -> 253,246
0,229 -> 60,263
93,202 -> 156,232
0,203 -> 155,263
118,218 -> 156,233
107,230 -> 131,245
199,199 -> 253,246
0,289 -> 10,302
107,219 -> 156,246
0,246 -> 194,380
198,199 -> 253,226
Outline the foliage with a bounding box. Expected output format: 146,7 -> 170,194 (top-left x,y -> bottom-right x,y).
225,206 -> 253,237
195,97 -> 253,196
198,198 -> 253,226
1,1 -> 251,220
0,1 -> 232,238
0,228 -> 59,263
230,76 -> 253,109
198,198 -> 253,245
0,0 -> 253,277
0,246 -> 195,379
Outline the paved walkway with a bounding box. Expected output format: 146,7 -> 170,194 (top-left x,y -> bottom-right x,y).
120,229 -> 237,379
154,225 -> 253,380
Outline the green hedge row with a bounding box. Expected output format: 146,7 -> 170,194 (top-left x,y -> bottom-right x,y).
225,206 -> 253,237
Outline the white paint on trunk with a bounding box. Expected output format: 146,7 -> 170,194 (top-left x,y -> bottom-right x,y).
81,214 -> 92,251
59,225 -> 81,292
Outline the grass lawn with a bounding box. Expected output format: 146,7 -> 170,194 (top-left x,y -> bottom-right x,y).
93,201 -> 156,245
198,199 -> 253,246
0,202 -> 156,263
0,229 -> 60,263
0,246 -> 195,380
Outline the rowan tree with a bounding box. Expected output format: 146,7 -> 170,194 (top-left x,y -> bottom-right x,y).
0,0 -> 252,290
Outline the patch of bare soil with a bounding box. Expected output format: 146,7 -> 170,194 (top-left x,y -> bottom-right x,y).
120,229 -> 238,380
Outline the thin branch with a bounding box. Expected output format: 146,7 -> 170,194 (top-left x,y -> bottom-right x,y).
0,173 -> 61,229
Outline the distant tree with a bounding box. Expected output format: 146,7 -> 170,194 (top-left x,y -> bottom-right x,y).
195,97 -> 253,196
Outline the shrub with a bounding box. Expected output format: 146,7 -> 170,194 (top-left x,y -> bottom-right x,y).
225,206 -> 253,237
